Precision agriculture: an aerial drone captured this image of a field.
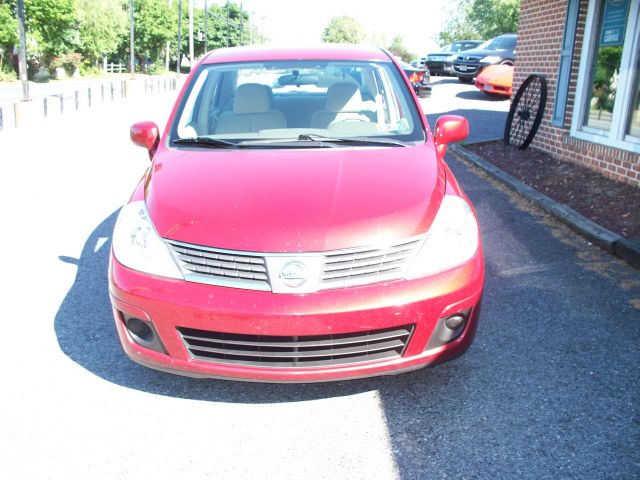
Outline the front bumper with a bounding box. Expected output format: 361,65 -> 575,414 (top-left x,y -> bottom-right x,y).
453,62 -> 482,79
426,61 -> 454,75
109,250 -> 484,382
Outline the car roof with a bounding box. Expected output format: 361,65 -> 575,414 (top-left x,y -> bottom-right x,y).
201,44 -> 393,64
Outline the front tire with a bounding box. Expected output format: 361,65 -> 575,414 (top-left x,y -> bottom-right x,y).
458,77 -> 473,84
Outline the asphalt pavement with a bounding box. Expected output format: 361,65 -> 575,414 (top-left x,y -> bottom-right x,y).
0,78 -> 638,479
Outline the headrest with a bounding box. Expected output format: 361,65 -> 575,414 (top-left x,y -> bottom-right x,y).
326,82 -> 363,112
234,83 -> 271,113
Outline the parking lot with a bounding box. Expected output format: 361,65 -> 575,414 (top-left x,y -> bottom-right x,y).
1,78 -> 638,479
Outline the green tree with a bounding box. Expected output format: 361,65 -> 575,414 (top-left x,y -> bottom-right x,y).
321,16 -> 366,44
388,36 -> 415,62
2,0 -> 78,73
437,0 -> 519,45
468,0 -> 520,39
0,2 -> 18,73
195,3 -> 249,56
24,0 -> 77,57
77,0 -> 127,66
131,0 -> 174,72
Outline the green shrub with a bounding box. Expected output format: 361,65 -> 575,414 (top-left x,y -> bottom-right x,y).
0,63 -> 16,82
50,53 -> 83,77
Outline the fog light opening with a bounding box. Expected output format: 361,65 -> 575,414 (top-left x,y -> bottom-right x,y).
444,314 -> 466,331
437,313 -> 468,344
126,317 -> 154,344
120,314 -> 166,354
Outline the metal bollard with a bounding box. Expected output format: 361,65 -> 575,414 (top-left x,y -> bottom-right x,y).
74,91 -> 79,110
0,106 -> 3,131
44,97 -> 48,118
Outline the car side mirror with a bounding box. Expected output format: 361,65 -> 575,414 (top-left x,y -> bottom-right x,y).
130,121 -> 160,160
434,115 -> 469,160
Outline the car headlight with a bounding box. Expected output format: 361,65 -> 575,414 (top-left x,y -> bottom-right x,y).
112,200 -> 183,279
480,55 -> 501,64
405,195 -> 479,279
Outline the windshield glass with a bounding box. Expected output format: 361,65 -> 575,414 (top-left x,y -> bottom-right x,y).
170,59 -> 425,145
478,36 -> 516,51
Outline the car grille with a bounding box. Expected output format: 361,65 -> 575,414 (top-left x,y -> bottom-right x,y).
165,236 -> 424,292
320,238 -> 422,289
177,324 -> 414,368
166,240 -> 271,291
454,64 -> 480,75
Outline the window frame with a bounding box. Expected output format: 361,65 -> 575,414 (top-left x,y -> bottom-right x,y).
570,0 -> 640,153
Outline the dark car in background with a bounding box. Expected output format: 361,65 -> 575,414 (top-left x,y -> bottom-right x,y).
401,61 -> 432,97
453,34 -> 517,84
423,40 -> 484,76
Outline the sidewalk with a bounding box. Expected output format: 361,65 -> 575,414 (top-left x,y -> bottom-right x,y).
0,75 -> 183,131
450,142 -> 640,269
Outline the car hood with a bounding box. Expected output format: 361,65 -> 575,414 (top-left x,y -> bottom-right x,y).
145,144 -> 445,253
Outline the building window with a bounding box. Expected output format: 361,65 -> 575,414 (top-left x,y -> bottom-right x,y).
628,53 -> 640,136
572,0 -> 640,153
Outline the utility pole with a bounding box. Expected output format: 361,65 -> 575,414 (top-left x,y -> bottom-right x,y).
250,10 -> 254,45
188,0 -> 194,70
239,3 -> 243,44
204,0 -> 208,52
166,0 -> 172,71
177,0 -> 182,76
16,0 -> 29,101
129,0 -> 135,78
226,0 -> 230,47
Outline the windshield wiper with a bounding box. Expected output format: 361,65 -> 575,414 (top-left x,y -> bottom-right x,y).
173,137 -> 238,148
297,134 -> 409,147
236,137 -> 338,148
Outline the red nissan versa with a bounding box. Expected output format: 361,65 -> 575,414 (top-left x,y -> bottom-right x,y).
109,45 -> 484,382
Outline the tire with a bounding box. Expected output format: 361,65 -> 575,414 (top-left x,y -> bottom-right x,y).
458,77 -> 473,84
504,74 -> 548,149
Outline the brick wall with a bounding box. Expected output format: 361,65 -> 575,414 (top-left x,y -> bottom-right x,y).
513,0 -> 640,187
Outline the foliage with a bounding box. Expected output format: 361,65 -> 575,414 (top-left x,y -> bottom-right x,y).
0,62 -> 17,81
321,16 -> 366,44
593,46 -> 622,88
24,0 -> 77,57
132,0 -> 175,72
387,36 -> 415,62
0,2 -> 17,46
0,1 -> 17,72
437,0 -> 520,45
77,0 -> 127,65
50,52 -> 82,76
467,0 -> 520,39
0,0 -> 251,80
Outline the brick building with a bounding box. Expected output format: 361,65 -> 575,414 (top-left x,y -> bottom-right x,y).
514,0 -> 639,187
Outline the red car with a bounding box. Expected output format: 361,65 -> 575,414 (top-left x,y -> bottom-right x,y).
109,44 -> 484,382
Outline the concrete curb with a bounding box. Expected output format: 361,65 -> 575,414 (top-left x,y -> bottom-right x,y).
449,143 -> 640,269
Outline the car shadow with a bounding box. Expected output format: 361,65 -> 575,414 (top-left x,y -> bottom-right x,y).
430,77 -> 462,85
54,208 -> 459,404
456,90 -> 510,102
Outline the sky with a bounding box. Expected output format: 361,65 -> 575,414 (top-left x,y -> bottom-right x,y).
206,0 -> 451,58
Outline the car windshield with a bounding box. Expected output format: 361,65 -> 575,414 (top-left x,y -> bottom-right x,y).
478,36 -> 516,51
171,59 -> 425,146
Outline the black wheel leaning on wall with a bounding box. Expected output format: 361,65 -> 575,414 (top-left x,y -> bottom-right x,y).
504,74 -> 547,150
